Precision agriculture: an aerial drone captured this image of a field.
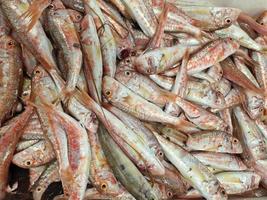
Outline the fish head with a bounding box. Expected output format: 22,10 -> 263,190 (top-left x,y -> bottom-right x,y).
102,76 -> 120,102
257,11 -> 267,26
230,137 -> 243,154
32,184 -> 48,200
67,9 -> 82,24
115,70 -> 136,85
211,7 -> 241,30
12,147 -> 38,168
67,9 -> 82,31
50,0 -> 65,10
116,56 -> 135,73
0,35 -> 20,55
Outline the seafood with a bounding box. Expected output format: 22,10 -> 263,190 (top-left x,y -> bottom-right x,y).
0,35 -> 23,125
2,2 -> 267,200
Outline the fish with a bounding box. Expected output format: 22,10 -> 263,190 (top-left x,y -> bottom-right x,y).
47,0 -> 83,93
0,35 -> 23,125
31,161 -> 60,200
179,6 -> 241,31
0,106 -> 34,200
192,152 -> 247,171
154,131 -> 228,200
186,131 -> 243,153
99,125 -> 159,200
12,139 -> 55,168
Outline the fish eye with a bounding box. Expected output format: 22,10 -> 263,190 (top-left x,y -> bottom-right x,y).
221,189 -> 226,195
76,15 -> 82,20
100,183 -> 107,190
125,58 -> 131,64
233,139 -> 238,143
105,90 -> 111,96
36,187 -> 42,192
146,68 -> 151,74
7,40 -> 14,47
23,91 -> 30,97
225,17 -> 232,24
25,160 -> 32,166
167,191 -> 173,197
157,151 -> 164,158
34,70 -> 41,75
124,71 -> 131,76
48,4 -> 54,9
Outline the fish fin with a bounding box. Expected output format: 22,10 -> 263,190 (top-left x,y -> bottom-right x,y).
19,0 -> 51,32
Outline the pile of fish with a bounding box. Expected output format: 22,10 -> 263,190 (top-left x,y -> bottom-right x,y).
1,0 -> 267,199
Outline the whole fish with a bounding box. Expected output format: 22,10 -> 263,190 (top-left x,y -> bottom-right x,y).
154,131 -> 228,200
186,131 -> 243,153
80,14 -> 103,101
103,76 -> 199,133
99,125 -> 159,200
192,152 -> 247,171
47,0 -> 83,93
105,104 -> 164,160
87,119 -> 128,197
0,35 -> 23,125
83,0 -> 117,77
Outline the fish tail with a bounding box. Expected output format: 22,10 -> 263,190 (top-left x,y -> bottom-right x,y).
19,0 -> 51,32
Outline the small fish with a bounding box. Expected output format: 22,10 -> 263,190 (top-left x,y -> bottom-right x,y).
180,6 -> 241,31
186,131 -> 243,153
99,125 -> 159,200
47,0 -> 83,93
103,76 -> 199,133
80,14 -> 103,102
192,152 -> 247,171
0,35 -> 23,125
154,131 -> 228,200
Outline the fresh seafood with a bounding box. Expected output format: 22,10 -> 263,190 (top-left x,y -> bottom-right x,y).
1,1 -> 267,200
